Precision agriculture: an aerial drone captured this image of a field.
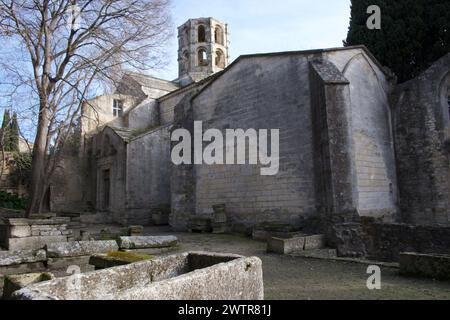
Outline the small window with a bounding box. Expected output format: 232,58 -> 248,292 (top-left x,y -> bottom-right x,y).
113,99 -> 123,117
198,25 -> 206,42
198,49 -> 208,66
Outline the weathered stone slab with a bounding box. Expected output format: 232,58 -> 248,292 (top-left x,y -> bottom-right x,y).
7,236 -> 68,251
267,237 -> 305,254
399,252 -> 450,281
3,272 -> 54,299
9,225 -> 31,238
118,236 -> 178,250
267,235 -> 326,254
13,252 -> 264,300
0,249 -> 46,267
46,240 -> 119,258
304,235 -> 326,250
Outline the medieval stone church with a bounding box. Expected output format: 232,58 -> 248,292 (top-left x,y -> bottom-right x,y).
51,17 -> 450,234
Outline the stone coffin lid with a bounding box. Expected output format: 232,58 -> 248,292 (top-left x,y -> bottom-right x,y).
118,236 -> 178,250
46,240 -> 119,258
1,218 -> 71,226
0,249 -> 47,267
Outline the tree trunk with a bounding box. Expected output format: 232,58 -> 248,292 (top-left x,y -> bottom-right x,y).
26,105 -> 50,217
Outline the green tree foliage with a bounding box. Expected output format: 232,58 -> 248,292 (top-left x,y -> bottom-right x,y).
12,152 -> 32,189
9,112 -> 19,152
345,0 -> 450,83
1,109 -> 11,151
0,191 -> 28,210
0,110 -> 20,152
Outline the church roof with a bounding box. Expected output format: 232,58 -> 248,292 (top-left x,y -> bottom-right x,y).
189,45 -> 392,101
125,72 -> 180,92
107,126 -> 136,142
107,125 -> 168,143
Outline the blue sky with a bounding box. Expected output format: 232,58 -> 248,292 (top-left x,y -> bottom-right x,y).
153,0 -> 352,80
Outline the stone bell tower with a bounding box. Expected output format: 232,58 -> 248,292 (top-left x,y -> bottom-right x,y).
177,18 -> 230,85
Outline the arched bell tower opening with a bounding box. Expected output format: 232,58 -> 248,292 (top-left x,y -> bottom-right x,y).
177,17 -> 229,85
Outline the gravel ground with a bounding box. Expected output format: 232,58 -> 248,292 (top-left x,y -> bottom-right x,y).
74,225 -> 450,300
135,227 -> 450,300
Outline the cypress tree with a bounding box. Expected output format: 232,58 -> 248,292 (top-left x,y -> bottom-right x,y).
9,112 -> 20,152
1,110 -> 11,151
345,0 -> 450,83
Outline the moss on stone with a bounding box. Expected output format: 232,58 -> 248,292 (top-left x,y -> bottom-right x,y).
106,251 -> 154,263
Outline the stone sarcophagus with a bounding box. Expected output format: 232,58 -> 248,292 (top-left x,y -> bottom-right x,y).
12,252 -> 264,300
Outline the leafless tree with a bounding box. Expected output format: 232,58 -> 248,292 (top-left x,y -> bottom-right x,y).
0,0 -> 172,215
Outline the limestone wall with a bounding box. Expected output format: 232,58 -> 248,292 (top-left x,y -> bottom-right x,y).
126,99 -> 159,131
81,94 -> 139,136
159,91 -> 190,125
393,53 -> 450,226
331,50 -> 398,219
190,55 -> 316,230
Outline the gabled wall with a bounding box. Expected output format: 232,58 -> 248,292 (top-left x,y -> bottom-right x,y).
331,50 -> 398,220
178,54 -> 317,231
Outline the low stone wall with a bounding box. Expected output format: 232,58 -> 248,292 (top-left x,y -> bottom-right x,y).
329,218 -> 450,262
400,252 -> 450,281
13,252 -> 264,300
0,218 -> 71,251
